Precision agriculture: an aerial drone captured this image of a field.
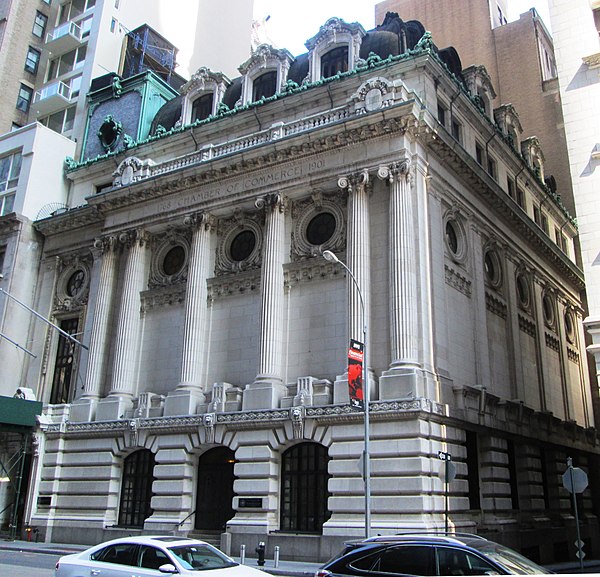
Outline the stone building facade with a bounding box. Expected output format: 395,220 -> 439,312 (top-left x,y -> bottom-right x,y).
24,14 -> 599,564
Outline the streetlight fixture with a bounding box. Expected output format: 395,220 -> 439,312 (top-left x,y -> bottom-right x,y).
322,249 -> 371,539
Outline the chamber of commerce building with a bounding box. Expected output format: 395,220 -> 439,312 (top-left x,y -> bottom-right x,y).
20,13 -> 600,563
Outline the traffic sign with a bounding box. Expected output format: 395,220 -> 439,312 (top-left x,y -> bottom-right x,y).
562,467 -> 588,494
439,460 -> 457,483
438,451 -> 452,461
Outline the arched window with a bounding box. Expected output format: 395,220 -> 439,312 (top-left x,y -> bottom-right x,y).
191,93 -> 213,122
280,442 -> 330,533
252,71 -> 277,101
321,46 -> 348,78
119,449 -> 155,527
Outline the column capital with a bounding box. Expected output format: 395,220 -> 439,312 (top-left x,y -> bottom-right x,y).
377,158 -> 411,183
255,192 -> 287,213
338,168 -> 370,192
119,228 -> 150,249
183,211 -> 216,232
92,234 -> 119,257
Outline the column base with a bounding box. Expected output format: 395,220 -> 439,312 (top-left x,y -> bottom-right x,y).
163,389 -> 205,416
69,397 -> 99,423
379,365 -> 437,400
96,396 -> 133,421
242,378 -> 286,410
333,370 -> 377,404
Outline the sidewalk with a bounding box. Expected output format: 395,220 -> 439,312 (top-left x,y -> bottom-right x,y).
0,538 -> 322,576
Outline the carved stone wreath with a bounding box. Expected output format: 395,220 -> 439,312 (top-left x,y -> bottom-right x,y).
149,235 -> 191,289
291,191 -> 346,261
215,213 -> 263,276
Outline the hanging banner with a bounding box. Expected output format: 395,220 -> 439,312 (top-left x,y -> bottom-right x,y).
348,339 -> 364,410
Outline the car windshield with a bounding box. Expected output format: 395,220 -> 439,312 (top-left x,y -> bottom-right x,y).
168,543 -> 239,571
470,542 -> 552,575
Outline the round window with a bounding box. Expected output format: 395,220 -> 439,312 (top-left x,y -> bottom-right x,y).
445,220 -> 459,255
542,293 -> 555,327
484,250 -> 502,287
306,212 -> 336,246
66,270 -> 85,297
163,245 -> 185,276
516,274 -> 530,308
230,230 -> 256,262
564,310 -> 575,343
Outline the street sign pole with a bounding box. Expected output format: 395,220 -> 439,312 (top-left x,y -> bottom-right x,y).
569,459 -> 584,572
438,451 -> 455,534
445,458 -> 449,534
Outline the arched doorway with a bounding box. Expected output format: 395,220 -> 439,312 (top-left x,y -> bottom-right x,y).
195,447 -> 236,531
280,442 -> 331,533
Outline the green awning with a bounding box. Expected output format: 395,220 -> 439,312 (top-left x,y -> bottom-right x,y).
0,396 -> 43,428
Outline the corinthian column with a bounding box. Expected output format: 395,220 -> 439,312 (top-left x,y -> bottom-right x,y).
70,235 -> 119,423
378,159 -> 425,399
164,213 -> 214,416
109,229 -> 149,398
338,170 -> 371,345
179,212 -> 214,388
243,193 -> 286,410
82,235 -> 119,399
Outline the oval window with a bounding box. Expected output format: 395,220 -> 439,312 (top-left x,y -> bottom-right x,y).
163,245 -> 185,276
230,230 -> 256,262
445,221 -> 459,255
306,212 -> 336,246
66,270 -> 85,297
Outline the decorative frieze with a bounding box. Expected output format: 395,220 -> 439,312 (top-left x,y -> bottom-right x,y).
485,292 -> 507,319
444,264 -> 472,297
567,347 -> 580,364
545,332 -> 560,352
207,271 -> 261,300
283,260 -> 342,288
140,285 -> 186,313
518,314 -> 536,338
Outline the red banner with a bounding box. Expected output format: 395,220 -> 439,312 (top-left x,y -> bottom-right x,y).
348,339 -> 364,410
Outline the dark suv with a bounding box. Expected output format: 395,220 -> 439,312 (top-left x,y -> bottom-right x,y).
316,534 -> 551,576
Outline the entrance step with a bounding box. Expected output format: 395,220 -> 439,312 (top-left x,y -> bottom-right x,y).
189,529 -> 222,547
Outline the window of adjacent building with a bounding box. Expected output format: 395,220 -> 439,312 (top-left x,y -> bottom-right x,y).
47,46 -> 86,81
32,11 -> 48,37
11,123 -> 22,132
540,45 -> 557,80
80,15 -> 93,36
191,93 -> 213,122
58,0 -> 96,25
321,46 -> 348,79
118,449 -> 155,527
1,151 -> 22,216
12,85 -> 25,108
451,119 -> 461,142
25,46 -> 41,74
252,70 -> 277,101
280,442 -> 330,533
40,106 -> 76,134
0,248 -> 5,277
49,317 -> 79,404
110,18 -> 117,33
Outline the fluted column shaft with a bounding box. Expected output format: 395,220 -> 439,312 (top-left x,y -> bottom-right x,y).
339,170 -> 371,346
380,161 -> 419,367
109,229 -> 148,397
179,213 -> 213,389
256,194 -> 286,383
82,236 -> 118,399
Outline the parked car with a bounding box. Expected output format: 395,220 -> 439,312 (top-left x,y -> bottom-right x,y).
55,535 -> 266,577
316,534 -> 552,576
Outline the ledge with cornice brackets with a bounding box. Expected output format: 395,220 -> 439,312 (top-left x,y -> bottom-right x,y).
485,291 -> 507,319
140,284 -> 186,313
444,264 -> 472,298
284,259 -> 343,289
34,205 -> 104,236
207,270 -> 261,300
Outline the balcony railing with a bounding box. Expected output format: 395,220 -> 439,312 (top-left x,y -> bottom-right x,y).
45,21 -> 82,55
33,81 -> 73,116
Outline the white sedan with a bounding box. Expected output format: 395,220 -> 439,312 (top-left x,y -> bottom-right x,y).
55,535 -> 266,577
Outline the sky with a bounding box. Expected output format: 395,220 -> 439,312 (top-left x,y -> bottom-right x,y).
252,0 -> 552,56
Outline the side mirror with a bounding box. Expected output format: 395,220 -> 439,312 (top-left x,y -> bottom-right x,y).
159,564 -> 178,574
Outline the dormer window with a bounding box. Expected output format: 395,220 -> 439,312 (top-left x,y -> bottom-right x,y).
321,46 -> 348,79
191,93 -> 213,122
252,70 -> 277,101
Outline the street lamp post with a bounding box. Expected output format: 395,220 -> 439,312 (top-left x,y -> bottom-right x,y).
322,250 -> 371,539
